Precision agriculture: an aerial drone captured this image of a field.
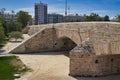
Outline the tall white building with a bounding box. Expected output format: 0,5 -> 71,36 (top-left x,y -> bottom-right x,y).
35,2 -> 47,25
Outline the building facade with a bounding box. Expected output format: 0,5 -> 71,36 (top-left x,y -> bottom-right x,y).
4,14 -> 17,22
0,14 -> 17,22
35,2 -> 47,25
48,14 -> 63,23
65,14 -> 84,22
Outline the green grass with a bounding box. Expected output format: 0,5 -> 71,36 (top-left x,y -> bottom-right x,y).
0,56 -> 27,80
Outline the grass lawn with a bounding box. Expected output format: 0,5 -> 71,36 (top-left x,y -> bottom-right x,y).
0,56 -> 28,80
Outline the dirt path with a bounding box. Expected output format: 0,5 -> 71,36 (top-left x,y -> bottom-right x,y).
0,34 -> 30,55
16,52 -> 76,80
16,52 -> 120,80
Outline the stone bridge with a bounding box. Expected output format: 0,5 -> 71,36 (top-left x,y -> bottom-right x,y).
11,22 -> 92,53
10,22 -> 120,77
11,22 -> 120,55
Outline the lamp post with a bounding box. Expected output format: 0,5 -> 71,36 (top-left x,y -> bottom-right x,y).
64,0 -> 68,22
65,0 -> 67,16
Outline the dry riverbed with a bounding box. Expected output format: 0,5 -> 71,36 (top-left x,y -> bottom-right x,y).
16,52 -> 120,80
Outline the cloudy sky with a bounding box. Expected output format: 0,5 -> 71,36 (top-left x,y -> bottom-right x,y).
0,0 -> 120,18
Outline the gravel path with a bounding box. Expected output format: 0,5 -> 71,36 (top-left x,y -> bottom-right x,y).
16,52 -> 120,80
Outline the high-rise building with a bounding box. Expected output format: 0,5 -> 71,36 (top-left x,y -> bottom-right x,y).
35,2 -> 47,25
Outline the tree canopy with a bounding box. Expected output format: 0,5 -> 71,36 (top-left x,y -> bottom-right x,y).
84,13 -> 102,21
0,23 -> 5,43
17,11 -> 32,28
6,20 -> 22,33
84,13 -> 110,21
9,31 -> 23,41
103,15 -> 110,21
115,15 -> 120,22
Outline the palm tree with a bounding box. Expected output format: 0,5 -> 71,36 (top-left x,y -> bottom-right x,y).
0,8 -> 6,18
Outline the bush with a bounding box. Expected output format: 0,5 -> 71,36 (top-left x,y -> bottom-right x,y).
9,31 -> 23,41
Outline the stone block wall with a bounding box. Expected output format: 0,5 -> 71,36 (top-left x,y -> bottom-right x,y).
70,38 -> 120,77
90,23 -> 120,55
10,22 -> 120,76
70,53 -> 120,77
12,28 -> 78,53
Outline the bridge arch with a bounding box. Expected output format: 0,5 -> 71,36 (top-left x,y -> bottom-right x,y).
56,28 -> 82,45
55,36 -> 77,51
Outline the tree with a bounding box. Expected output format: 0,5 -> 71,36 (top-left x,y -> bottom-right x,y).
0,23 -> 5,44
9,31 -> 23,41
6,20 -> 22,33
103,15 -> 110,21
0,19 -> 7,36
84,13 -> 102,21
15,22 -> 22,31
115,15 -> 120,22
76,19 -> 81,22
17,11 -> 32,28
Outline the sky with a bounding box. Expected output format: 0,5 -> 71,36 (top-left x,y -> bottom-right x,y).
0,0 -> 120,19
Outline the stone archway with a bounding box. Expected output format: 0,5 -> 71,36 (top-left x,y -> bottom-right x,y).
56,37 -> 77,51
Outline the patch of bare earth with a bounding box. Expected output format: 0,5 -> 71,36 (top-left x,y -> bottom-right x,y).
16,52 -> 120,80
16,52 -> 76,80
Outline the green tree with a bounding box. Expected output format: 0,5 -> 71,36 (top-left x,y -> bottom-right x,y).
115,15 -> 120,22
0,19 -> 7,36
6,20 -> 22,33
15,22 -> 22,31
76,19 -> 81,22
103,15 -> 110,21
9,31 -> 23,41
84,13 -> 102,21
0,23 -> 5,44
17,11 -> 32,28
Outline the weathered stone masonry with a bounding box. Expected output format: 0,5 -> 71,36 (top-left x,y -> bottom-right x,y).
70,22 -> 120,76
70,39 -> 120,77
10,22 -> 120,76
